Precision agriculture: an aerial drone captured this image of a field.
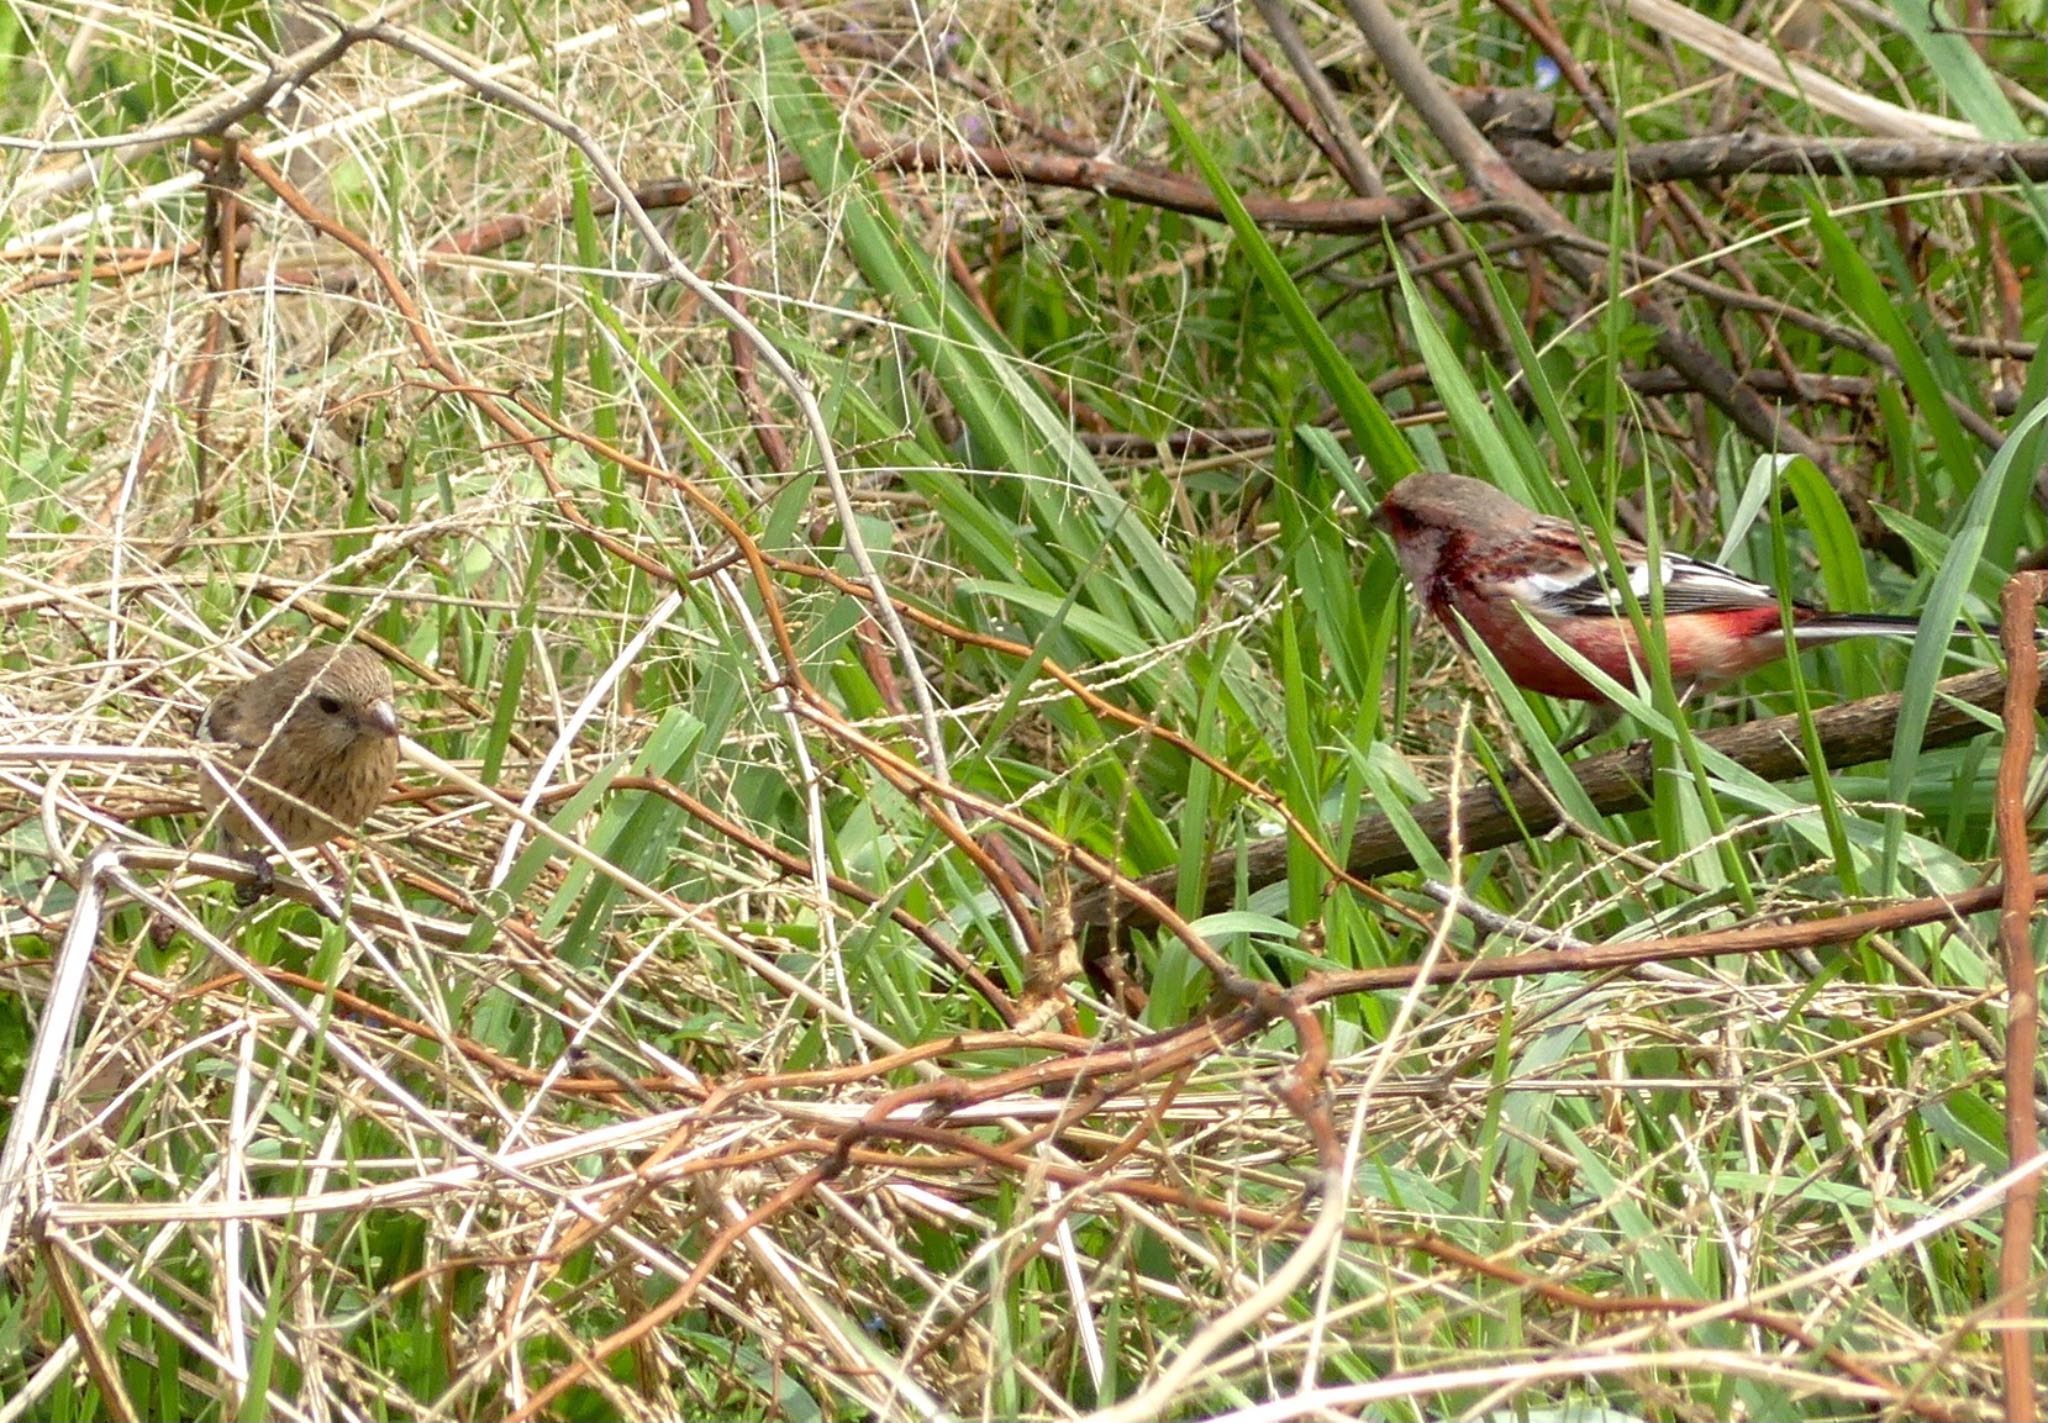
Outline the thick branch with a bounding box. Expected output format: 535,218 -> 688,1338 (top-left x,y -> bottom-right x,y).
1501,132 -> 2048,191
1075,667 -> 2038,939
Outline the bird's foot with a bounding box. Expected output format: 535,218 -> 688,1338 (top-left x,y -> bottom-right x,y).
234,853 -> 274,906
1555,704 -> 1624,757
1552,727 -> 1597,758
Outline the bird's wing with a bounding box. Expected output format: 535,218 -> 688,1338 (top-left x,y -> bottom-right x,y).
1529,551 -> 1781,617
196,685 -> 262,748
1492,523 -> 1783,618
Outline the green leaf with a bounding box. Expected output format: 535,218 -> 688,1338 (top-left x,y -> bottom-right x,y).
1807,200 -> 1980,501
1151,84 -> 1413,489
733,8 -> 1195,642
1883,397 -> 2048,876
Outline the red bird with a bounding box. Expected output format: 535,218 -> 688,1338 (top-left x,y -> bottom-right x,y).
1375,472 -> 1987,706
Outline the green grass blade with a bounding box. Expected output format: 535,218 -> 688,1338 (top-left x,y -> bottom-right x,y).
1883,397 -> 2048,876
1152,85 -> 1413,488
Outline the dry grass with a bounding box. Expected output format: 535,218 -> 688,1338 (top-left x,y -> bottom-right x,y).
0,0 -> 2040,1419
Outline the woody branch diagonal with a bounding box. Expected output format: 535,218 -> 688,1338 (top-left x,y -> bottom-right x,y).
1075,665 -> 2047,941
1336,0 -> 1886,548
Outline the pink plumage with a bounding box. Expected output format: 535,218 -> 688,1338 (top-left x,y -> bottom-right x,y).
1375,472 -> 1979,705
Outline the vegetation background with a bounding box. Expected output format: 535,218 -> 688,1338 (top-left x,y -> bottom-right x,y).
0,0 -> 2044,1418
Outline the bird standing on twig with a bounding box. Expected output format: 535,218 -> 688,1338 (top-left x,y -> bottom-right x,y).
1375,471 -> 1994,710
197,644 -> 400,900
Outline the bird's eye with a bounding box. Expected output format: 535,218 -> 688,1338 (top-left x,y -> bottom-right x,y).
317,695 -> 343,715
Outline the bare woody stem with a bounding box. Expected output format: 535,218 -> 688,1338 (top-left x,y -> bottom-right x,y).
1994,573 -> 2045,1423
1075,665 -> 2045,941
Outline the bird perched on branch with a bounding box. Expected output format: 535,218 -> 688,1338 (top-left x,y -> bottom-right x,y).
1375,471 -> 1993,709
197,644 -> 401,899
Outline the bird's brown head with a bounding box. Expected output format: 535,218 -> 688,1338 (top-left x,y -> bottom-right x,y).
1374,473 -> 1536,593
263,645 -> 400,758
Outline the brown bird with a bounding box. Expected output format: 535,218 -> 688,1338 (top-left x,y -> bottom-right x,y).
197,644 -> 400,899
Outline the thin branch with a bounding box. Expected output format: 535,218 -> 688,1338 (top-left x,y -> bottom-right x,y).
1302,871 -> 2040,998
1995,572 -> 2044,1422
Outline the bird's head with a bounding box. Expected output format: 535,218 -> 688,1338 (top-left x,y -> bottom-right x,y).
1374,472 -> 1533,592
270,646 -> 401,757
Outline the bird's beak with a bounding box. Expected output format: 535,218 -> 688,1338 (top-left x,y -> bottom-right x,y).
366,699 -> 401,738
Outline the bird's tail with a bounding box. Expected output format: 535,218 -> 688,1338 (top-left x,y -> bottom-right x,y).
1792,612 -> 2008,646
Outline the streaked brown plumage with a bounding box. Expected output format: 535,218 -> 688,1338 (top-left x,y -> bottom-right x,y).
197,645 -> 400,864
